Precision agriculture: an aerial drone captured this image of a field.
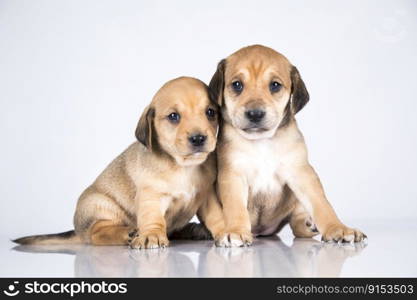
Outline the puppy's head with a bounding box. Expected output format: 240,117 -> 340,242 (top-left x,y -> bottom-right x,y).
209,45 -> 309,140
136,77 -> 218,166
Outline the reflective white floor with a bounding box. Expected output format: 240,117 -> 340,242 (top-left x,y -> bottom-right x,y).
1,220 -> 416,277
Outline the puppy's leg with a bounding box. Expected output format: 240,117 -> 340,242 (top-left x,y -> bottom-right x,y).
197,188 -> 226,241
130,189 -> 169,249
284,164 -> 366,243
289,201 -> 319,238
74,191 -> 135,245
90,220 -> 136,246
216,170 -> 253,247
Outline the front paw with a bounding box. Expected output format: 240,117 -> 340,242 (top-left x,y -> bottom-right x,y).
321,224 -> 367,243
215,230 -> 253,247
129,230 -> 169,249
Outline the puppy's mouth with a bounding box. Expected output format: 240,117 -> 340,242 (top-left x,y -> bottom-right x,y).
178,150 -> 209,167
187,151 -> 207,156
184,149 -> 209,158
242,127 -> 269,133
236,123 -> 280,140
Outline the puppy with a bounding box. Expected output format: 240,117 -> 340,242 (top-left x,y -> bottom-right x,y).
209,45 -> 366,247
14,77 -> 225,249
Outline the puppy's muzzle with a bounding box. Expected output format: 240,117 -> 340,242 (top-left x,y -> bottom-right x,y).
188,133 -> 207,148
245,109 -> 266,124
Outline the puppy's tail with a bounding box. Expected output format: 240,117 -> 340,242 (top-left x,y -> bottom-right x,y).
169,222 -> 213,240
12,230 -> 82,245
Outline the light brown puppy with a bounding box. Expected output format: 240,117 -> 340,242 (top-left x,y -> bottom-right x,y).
209,45 -> 366,247
14,77 -> 225,249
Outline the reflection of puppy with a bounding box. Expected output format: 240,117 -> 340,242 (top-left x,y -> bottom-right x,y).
14,77 -> 225,249
13,244 -> 196,277
13,238 -> 366,277
312,242 -> 367,277
209,45 -> 366,246
201,237 -> 366,277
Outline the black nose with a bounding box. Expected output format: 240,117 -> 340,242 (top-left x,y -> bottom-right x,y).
188,134 -> 207,147
245,109 -> 266,123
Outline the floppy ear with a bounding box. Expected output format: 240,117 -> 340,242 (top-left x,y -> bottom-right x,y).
135,105 -> 155,150
290,66 -> 309,114
208,59 -> 226,106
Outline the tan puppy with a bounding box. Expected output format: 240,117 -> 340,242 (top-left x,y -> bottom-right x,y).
209,45 -> 366,247
14,77 -> 225,249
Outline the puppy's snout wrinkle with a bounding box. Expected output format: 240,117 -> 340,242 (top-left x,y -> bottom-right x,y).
188,134 -> 207,147
245,109 -> 266,123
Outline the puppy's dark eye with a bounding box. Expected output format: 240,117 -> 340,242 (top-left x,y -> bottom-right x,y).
167,112 -> 180,123
270,81 -> 282,93
232,81 -> 243,93
206,108 -> 216,120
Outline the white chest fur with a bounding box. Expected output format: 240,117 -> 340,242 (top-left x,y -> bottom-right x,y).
158,168 -> 199,215
232,139 -> 283,196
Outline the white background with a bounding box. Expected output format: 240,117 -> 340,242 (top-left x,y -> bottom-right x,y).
0,0 -> 416,239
